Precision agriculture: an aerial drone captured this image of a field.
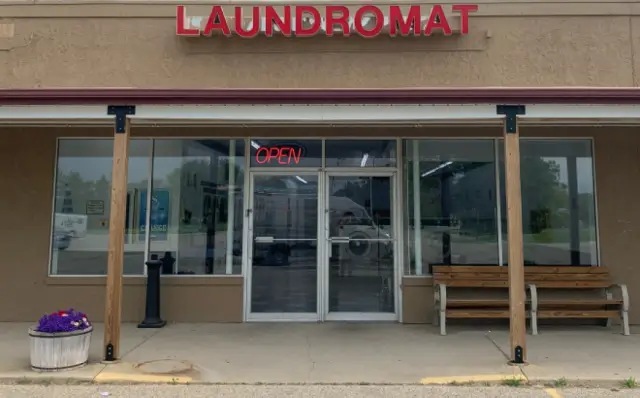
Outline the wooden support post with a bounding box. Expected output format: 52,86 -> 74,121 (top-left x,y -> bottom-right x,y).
103,106 -> 135,362
498,105 -> 527,364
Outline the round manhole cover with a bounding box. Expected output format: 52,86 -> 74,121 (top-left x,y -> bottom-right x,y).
135,359 -> 193,375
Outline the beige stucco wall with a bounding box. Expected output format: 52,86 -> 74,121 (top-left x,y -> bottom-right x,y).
0,1 -> 640,88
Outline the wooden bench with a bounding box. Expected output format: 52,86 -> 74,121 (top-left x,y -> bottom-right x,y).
433,266 -> 532,335
526,266 -> 630,336
433,266 -> 630,336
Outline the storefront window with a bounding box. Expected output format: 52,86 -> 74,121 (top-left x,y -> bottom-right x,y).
150,139 -> 245,275
51,136 -> 598,277
50,139 -> 151,275
404,140 -> 500,275
325,139 -> 396,167
498,139 -> 598,266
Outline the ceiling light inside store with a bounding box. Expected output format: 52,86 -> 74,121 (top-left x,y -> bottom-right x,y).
421,161 -> 454,178
360,153 -> 369,167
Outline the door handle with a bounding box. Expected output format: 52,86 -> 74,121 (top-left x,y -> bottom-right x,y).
255,236 -> 275,243
328,237 -> 349,258
330,237 -> 350,243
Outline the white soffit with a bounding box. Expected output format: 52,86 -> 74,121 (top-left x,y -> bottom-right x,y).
3,104 -> 640,125
522,104 -> 640,123
0,105 -> 111,123
131,104 -> 502,124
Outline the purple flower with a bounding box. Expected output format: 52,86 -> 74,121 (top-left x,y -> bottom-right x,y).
36,309 -> 91,333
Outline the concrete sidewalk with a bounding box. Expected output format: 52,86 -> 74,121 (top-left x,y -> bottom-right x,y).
0,322 -> 637,386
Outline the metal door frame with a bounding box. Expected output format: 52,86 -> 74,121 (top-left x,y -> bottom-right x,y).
244,170 -> 323,321
322,170 -> 399,322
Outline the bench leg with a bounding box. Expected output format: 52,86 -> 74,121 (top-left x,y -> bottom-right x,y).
606,291 -> 613,328
607,284 -> 630,335
433,289 -> 440,327
436,284 -> 447,336
621,309 -> 630,336
530,311 -> 538,336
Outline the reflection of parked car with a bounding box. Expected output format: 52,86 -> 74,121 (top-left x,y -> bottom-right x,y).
52,231 -> 72,251
54,213 -> 88,238
252,195 -> 392,266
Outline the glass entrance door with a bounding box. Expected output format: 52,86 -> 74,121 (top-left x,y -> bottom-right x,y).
325,173 -> 396,320
247,172 -> 320,320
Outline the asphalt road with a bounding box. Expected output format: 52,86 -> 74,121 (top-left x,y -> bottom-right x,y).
0,385 -> 637,398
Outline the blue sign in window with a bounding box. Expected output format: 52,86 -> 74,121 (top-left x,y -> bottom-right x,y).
139,189 -> 170,241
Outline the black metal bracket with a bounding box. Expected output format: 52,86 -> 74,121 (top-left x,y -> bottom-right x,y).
496,105 -> 526,134
104,343 -> 115,362
513,345 -> 525,364
107,105 -> 136,133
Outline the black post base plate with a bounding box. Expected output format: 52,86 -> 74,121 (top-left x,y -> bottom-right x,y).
137,319 -> 167,329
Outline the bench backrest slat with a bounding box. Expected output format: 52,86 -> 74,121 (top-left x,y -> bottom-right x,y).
432,266 -> 611,289
439,280 -> 510,288
525,267 -> 608,274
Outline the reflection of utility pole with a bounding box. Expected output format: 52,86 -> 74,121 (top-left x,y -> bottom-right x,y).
205,153 -> 219,275
412,144 -> 423,274
214,153 -> 224,224
567,156 -> 581,265
62,184 -> 73,213
225,141 -> 236,275
441,173 -> 452,265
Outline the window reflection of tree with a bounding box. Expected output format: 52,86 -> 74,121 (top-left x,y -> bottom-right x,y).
421,160 -> 498,265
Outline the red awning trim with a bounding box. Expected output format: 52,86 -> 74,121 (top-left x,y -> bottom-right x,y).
1,88 -> 640,105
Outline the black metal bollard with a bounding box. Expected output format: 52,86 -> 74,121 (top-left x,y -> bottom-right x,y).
138,254 -> 166,328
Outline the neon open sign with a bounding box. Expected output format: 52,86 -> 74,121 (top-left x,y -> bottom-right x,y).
255,146 -> 304,165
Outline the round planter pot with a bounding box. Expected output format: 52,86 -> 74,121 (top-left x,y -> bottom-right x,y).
28,326 -> 92,372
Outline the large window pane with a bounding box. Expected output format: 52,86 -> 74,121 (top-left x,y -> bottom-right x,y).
150,139 -> 245,275
325,139 -> 396,167
498,139 -> 598,266
251,174 -> 318,313
404,140 -> 499,275
50,139 -> 151,275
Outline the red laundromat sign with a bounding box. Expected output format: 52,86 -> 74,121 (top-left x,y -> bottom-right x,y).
176,4 -> 478,37
255,146 -> 303,165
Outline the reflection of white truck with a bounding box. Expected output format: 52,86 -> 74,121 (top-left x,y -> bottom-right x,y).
54,213 -> 88,238
252,179 -> 391,265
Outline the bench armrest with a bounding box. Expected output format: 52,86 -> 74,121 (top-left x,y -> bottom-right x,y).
434,284 -> 448,335
607,284 -> 630,312
435,283 -> 447,311
435,283 -> 447,310
528,284 -> 538,311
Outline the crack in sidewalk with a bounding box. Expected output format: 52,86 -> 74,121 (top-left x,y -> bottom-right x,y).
304,330 -> 316,380
484,331 -> 530,382
484,331 -> 510,362
93,328 -> 165,382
